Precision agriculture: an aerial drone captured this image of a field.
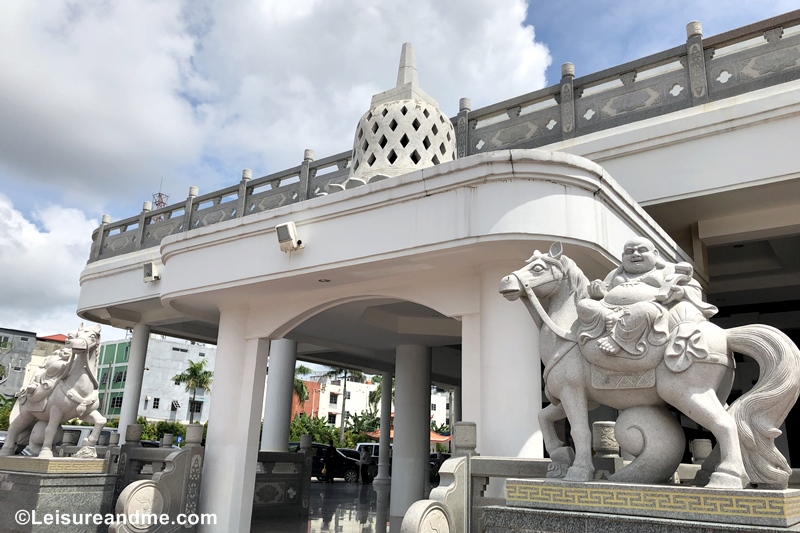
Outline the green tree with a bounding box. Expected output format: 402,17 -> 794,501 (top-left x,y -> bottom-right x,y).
324,367 -> 366,444
294,364 -> 313,405
0,364 -> 6,381
347,410 -> 380,434
368,375 -> 395,410
431,420 -> 449,434
172,358 -> 213,424
0,396 -> 15,430
289,413 -> 339,445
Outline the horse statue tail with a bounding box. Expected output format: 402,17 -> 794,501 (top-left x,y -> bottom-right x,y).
726,325 -> 800,488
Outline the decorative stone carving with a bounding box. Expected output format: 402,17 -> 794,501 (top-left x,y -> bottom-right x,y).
592,421 -> 618,456
348,43 -> 455,184
500,240 -> 800,489
1,324 -> 106,459
401,499 -> 452,533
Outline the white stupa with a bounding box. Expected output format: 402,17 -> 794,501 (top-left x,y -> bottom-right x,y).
347,43 -> 456,186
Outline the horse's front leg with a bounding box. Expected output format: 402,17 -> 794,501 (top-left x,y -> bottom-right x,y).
39,408 -> 63,459
559,387 -> 595,482
540,402 -> 575,478
80,409 -> 107,447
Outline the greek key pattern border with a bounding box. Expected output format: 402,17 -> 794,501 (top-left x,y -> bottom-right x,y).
506,482 -> 800,519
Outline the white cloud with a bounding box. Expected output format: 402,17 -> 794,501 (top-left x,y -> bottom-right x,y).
0,194 -> 124,339
0,0 -> 550,217
0,0 -> 550,337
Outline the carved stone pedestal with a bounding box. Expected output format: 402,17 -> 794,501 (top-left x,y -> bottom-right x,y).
502,479 -> 800,530
0,457 -> 116,533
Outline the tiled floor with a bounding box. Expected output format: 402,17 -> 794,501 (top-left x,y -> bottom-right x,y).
252,481 -> 392,533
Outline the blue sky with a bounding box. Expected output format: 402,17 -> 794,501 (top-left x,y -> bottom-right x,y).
0,0 -> 795,338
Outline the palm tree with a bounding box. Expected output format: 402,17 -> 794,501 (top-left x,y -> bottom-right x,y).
294,364 -> 313,405
172,358 -> 213,424
324,366 -> 366,444
368,375 -> 395,410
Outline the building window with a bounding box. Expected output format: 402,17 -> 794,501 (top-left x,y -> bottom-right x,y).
446,402 -> 450,410
331,379 -> 341,386
172,347 -> 189,353
191,401 -> 203,414
153,398 -> 160,409
329,392 -> 337,405
20,337 -> 29,341
446,417 -> 450,425
111,397 -> 123,408
113,371 -> 127,383
171,400 -> 180,411
327,413 -> 337,424
431,404 -> 436,411
345,391 -> 351,400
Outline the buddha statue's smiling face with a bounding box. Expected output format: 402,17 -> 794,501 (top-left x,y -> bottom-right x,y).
621,238 -> 658,275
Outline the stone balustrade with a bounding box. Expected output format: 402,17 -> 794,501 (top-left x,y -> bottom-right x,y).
110,423 -> 205,533
88,11 -> 800,264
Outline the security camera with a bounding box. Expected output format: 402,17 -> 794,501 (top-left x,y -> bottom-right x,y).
143,262 -> 160,282
276,222 -> 304,252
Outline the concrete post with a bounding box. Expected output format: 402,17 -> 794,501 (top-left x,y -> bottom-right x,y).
460,313 -> 481,449
390,345 -> 431,519
373,370 -> 394,485
452,385 -> 462,424
479,264 -> 542,456
686,21 -> 709,104
118,323 -> 150,445
559,62 -> 576,139
261,339 -> 298,451
198,309 -> 269,533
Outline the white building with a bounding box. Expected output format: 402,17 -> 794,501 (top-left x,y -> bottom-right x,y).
97,337 -> 217,424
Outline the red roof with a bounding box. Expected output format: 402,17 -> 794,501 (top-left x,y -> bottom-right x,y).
365,429 -> 451,443
37,334 -> 68,343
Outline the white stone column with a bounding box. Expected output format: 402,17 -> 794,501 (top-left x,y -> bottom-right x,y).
198,308 -> 269,533
460,313 -> 482,449
373,370 -> 393,485
260,338 -> 297,451
452,385 -> 462,424
390,345 -> 431,519
118,323 -> 150,445
477,263 -> 543,496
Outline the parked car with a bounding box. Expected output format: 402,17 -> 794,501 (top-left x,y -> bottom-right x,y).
429,452 -> 451,483
289,442 -> 360,483
60,425 -> 117,446
338,448 -> 360,461
354,442 -> 391,458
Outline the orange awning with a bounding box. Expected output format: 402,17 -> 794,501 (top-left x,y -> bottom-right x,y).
365,429 -> 450,443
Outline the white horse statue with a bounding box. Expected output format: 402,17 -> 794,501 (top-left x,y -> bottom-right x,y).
500,242 -> 800,489
1,323 -> 106,459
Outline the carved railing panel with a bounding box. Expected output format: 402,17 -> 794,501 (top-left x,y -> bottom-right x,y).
707,27 -> 800,101
88,12 -> 800,264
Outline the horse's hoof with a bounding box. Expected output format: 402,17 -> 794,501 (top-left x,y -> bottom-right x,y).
706,471 -> 747,489
546,462 -> 570,478
37,449 -> 54,459
564,466 -> 595,482
549,447 -> 575,466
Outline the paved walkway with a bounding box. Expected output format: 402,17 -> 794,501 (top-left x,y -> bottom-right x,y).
252,480 -> 393,533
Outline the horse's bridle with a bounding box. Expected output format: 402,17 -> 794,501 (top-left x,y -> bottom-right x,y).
511,266 -> 577,342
